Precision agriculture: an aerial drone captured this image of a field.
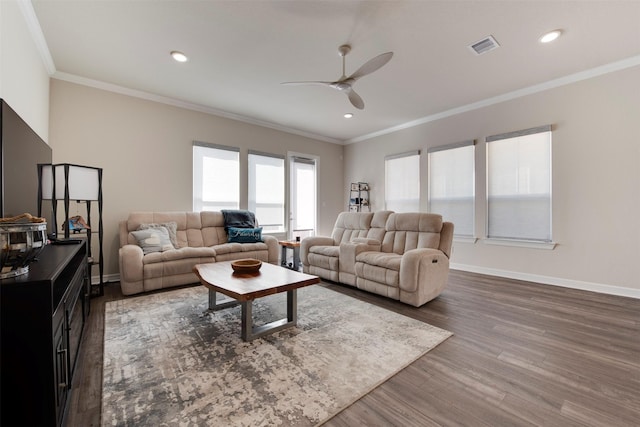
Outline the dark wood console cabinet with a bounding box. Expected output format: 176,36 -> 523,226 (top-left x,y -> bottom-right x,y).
1,241 -> 90,426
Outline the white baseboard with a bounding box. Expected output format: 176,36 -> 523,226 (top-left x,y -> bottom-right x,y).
95,269 -> 640,300
450,263 -> 640,300
90,273 -> 120,286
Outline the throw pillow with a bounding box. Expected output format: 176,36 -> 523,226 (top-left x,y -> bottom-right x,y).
227,227 -> 263,243
131,227 -> 175,254
138,222 -> 179,248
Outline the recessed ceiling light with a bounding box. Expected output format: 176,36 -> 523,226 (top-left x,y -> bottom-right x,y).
540,30 -> 562,44
344,113 -> 354,119
171,51 -> 188,62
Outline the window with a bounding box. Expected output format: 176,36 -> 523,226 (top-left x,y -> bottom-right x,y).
486,125 -> 552,242
289,155 -> 317,240
193,142 -> 239,211
428,141 -> 475,237
248,151 -> 285,233
385,151 -> 420,212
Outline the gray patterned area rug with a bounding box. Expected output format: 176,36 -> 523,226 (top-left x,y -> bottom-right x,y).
102,284 -> 452,426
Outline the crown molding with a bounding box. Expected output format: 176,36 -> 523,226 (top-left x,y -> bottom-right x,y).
51,71 -> 343,145
25,0 -> 639,148
23,0 -> 339,144
346,54 -> 640,144
19,0 -> 56,75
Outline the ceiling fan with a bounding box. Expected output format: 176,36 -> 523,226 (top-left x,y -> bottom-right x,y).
281,44 -> 393,110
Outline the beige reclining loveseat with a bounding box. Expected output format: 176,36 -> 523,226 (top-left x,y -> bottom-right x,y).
300,211 -> 392,282
301,211 -> 453,307
119,211 -> 278,295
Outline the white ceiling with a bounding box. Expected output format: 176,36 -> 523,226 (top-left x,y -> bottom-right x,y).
31,1 -> 640,144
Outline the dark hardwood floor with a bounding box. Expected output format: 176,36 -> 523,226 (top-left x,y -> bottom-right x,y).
67,271 -> 640,426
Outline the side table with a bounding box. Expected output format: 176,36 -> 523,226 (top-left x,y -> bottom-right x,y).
279,240 -> 301,271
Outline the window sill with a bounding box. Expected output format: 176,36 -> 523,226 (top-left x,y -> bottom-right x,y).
482,238 -> 557,250
453,236 -> 478,244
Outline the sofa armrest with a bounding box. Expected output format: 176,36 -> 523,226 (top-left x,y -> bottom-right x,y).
339,240 -> 382,275
300,236 -> 335,265
119,220 -> 130,248
119,244 -> 144,295
439,221 -> 454,259
262,235 -> 279,264
399,248 -> 449,293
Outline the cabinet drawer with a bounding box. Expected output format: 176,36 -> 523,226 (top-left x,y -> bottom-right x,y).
67,267 -> 87,377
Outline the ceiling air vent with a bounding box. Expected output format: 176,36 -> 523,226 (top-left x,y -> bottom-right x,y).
468,35 -> 500,55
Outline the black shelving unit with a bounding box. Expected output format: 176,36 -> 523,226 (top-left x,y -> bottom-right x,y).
349,182 -> 370,212
38,163 -> 104,296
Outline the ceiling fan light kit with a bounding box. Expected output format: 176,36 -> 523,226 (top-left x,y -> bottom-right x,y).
282,44 -> 393,110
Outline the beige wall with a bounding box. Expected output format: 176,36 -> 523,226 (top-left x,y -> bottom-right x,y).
0,0 -> 50,141
48,79 -> 344,279
345,66 -> 640,296
5,0 -> 637,297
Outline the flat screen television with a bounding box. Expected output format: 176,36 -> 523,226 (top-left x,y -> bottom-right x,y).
0,99 -> 53,234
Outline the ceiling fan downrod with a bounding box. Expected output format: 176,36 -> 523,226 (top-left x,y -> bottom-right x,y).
338,44 -> 351,79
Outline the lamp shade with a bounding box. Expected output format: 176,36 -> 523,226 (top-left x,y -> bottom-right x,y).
40,164 -> 100,201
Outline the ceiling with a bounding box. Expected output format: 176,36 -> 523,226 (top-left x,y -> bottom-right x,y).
31,1 -> 640,144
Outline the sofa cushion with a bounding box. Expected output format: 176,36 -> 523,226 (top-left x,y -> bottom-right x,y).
126,212 -> 201,248
138,221 -> 179,248
131,227 -> 174,254
365,210 -> 393,242
308,253 -> 340,273
212,242 -> 268,255
227,227 -> 263,243
381,213 -> 443,254
355,252 -> 402,287
330,212 -> 375,244
142,247 -> 216,264
356,251 -> 402,271
307,245 -> 340,271
309,245 -> 340,257
355,261 -> 401,287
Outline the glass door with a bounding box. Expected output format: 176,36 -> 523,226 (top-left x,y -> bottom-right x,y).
289,155 -> 317,241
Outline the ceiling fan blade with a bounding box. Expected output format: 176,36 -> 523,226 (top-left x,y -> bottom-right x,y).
349,51 -> 394,81
281,81 -> 333,87
283,46 -> 387,110
348,89 -> 365,110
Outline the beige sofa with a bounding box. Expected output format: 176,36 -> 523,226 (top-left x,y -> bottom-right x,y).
301,211 -> 453,307
118,211 -> 278,295
300,211 -> 392,283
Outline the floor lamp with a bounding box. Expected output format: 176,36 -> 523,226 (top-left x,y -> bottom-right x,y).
38,163 -> 104,296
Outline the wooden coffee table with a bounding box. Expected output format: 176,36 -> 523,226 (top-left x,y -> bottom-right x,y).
193,261 -> 320,341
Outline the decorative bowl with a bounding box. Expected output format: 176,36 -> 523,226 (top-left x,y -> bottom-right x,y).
231,258 -> 262,274
0,222 -> 48,279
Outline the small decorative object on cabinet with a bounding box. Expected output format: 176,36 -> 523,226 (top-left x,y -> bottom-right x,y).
0,241 -> 90,427
38,163 -> 104,296
349,182 -> 370,212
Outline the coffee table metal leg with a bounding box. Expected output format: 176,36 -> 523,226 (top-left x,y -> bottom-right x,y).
240,301 -> 252,341
240,289 -> 298,341
287,288 -> 297,323
207,289 -> 240,311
